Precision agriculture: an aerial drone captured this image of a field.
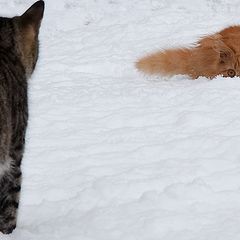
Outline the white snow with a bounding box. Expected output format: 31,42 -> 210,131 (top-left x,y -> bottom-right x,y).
2,0 -> 240,239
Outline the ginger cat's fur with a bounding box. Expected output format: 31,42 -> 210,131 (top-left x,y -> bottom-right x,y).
136,26 -> 240,79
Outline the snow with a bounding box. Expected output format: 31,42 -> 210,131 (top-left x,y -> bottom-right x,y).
2,0 -> 240,239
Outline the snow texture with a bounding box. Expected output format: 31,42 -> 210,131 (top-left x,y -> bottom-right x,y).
2,0 -> 240,239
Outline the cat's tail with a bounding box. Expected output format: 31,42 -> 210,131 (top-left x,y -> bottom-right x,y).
135,48 -> 193,77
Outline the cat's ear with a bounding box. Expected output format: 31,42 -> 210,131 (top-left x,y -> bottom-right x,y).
199,34 -> 234,64
213,40 -> 234,64
219,49 -> 232,64
20,1 -> 45,32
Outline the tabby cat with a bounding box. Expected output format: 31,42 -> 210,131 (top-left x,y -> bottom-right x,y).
0,1 -> 44,234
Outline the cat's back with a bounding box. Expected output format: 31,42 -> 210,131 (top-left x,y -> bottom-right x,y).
220,26 -> 240,54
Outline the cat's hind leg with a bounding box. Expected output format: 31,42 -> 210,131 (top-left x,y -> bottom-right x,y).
0,159 -> 21,234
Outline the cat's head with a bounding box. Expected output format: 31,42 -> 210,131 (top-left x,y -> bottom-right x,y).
15,1 -> 45,77
0,1 -> 44,78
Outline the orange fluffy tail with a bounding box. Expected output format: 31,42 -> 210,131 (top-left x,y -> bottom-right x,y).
136,48 -> 193,77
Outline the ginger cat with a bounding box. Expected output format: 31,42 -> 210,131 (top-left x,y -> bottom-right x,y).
136,26 -> 240,79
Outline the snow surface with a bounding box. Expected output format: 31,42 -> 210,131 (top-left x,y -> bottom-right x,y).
2,0 -> 240,239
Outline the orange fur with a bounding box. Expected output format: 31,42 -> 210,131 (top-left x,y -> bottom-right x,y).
136,26 -> 240,79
